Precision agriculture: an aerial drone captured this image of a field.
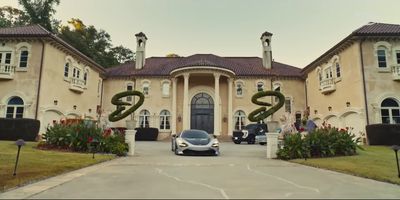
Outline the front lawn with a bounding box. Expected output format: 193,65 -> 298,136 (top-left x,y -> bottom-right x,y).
0,141 -> 115,192
291,145 -> 400,185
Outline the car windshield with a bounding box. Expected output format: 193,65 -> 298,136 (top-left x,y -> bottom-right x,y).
181,130 -> 209,139
245,124 -> 258,131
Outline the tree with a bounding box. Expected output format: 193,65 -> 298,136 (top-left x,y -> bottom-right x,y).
58,18 -> 133,67
18,0 -> 60,32
166,53 -> 180,57
111,45 -> 134,63
0,6 -> 30,28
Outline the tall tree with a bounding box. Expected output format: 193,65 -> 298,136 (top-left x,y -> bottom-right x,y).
18,0 -> 60,32
0,6 -> 30,28
59,18 -> 133,67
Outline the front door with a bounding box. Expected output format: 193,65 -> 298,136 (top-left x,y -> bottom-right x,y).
191,93 -> 214,134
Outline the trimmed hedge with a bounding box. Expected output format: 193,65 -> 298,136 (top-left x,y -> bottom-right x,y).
366,124 -> 400,145
135,128 -> 159,141
0,118 -> 40,141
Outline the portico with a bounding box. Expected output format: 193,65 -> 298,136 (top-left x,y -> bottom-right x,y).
170,68 -> 234,135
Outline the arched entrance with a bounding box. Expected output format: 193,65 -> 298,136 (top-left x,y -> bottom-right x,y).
191,92 -> 214,134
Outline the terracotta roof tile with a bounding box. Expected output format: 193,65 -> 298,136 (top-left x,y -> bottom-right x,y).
354,22 -> 400,36
0,24 -> 51,36
106,54 -> 302,78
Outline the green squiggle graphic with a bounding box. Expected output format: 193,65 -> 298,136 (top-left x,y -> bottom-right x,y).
248,91 -> 285,122
108,90 -> 145,122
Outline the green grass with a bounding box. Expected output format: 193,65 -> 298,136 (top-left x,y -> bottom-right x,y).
0,141 -> 115,192
291,145 -> 400,185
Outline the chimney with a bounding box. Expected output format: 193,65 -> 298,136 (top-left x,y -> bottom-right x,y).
260,31 -> 273,69
135,32 -> 147,70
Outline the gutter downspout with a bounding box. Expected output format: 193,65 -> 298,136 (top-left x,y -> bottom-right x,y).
359,39 -> 370,125
35,40 -> 46,120
305,76 -> 308,109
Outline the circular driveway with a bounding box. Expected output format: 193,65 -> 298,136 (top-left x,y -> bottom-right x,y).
2,141 -> 400,199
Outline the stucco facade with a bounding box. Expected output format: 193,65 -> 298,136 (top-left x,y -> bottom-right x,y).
2,22 -> 399,141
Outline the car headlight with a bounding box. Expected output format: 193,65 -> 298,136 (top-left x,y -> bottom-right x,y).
179,142 -> 188,147
177,139 -> 188,147
212,142 -> 219,147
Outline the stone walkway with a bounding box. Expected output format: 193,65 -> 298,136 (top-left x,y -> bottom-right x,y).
1,141 -> 400,199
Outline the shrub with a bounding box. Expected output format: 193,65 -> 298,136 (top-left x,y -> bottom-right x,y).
42,121 -> 128,156
0,118 -> 40,141
277,127 -> 362,160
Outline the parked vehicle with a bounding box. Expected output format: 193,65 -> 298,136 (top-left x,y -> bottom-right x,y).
232,123 -> 268,144
171,129 -> 220,156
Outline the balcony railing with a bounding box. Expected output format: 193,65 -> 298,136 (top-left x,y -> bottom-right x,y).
320,77 -> 336,94
392,65 -> 400,81
0,64 -> 16,79
69,77 -> 86,93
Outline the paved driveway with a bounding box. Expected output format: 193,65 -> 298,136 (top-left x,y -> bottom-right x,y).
1,141 -> 400,199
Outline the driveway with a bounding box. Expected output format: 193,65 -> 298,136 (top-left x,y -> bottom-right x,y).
1,141 -> 400,199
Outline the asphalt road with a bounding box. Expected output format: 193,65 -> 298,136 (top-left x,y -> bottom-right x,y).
2,141 -> 400,199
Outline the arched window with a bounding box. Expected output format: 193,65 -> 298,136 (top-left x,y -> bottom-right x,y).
234,110 -> 246,130
64,63 -> 69,78
335,62 -> 341,78
19,48 -> 29,68
377,48 -> 387,68
6,96 -> 24,118
162,82 -> 170,96
126,83 -> 133,102
139,109 -> 150,128
159,110 -> 171,130
236,82 -> 243,96
142,82 -> 150,96
381,98 -> 400,124
257,81 -> 264,92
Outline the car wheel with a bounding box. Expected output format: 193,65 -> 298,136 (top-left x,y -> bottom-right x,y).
248,136 -> 255,144
233,140 -> 241,144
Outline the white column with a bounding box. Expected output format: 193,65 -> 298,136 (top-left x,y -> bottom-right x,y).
171,78 -> 177,135
228,78 -> 233,136
182,74 -> 190,130
214,73 -> 220,135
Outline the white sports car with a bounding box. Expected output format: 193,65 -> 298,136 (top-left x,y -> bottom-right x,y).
171,129 -> 220,156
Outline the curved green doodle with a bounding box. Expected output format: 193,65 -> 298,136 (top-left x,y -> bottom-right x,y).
248,91 -> 285,122
108,90 -> 145,122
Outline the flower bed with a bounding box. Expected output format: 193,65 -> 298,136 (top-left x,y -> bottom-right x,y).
277,123 -> 362,160
39,120 -> 128,156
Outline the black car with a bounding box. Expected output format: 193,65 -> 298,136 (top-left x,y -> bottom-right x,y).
232,123 -> 268,144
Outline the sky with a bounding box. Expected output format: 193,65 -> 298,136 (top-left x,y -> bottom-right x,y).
2,0 -> 400,68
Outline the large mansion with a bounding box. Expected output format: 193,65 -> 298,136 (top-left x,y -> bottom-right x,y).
0,22 -> 399,140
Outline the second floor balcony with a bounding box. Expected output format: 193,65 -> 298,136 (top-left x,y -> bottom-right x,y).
392,65 -> 400,81
69,77 -> 86,93
0,64 -> 16,80
320,77 -> 336,94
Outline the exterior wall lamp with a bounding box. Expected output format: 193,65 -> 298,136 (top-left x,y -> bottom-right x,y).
391,145 -> 400,178
328,106 -> 332,111
177,115 -> 182,122
53,100 -> 58,106
346,102 -> 351,107
73,105 -> 77,110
